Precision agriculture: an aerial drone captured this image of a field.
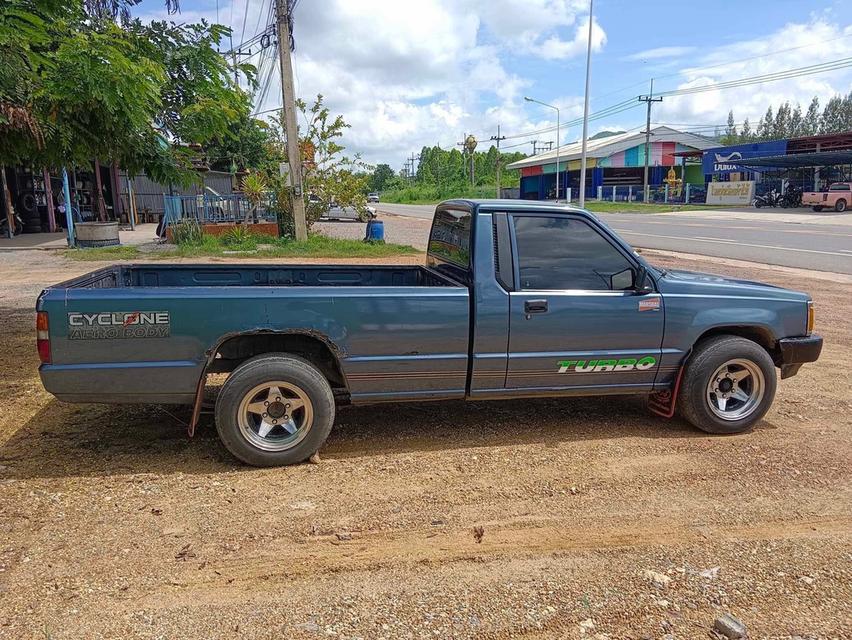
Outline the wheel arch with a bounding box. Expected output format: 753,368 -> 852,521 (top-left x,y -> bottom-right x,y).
206,330 -> 348,390
693,325 -> 780,363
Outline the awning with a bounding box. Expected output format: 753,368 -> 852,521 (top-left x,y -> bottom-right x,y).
733,150 -> 852,169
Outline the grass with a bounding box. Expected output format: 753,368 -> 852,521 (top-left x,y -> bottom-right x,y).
381,184 -> 500,204
65,233 -> 420,261
582,201 -> 733,214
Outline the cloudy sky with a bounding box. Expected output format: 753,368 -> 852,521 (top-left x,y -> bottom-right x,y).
138,0 -> 852,169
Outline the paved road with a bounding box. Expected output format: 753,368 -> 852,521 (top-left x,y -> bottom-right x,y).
375,203 -> 852,274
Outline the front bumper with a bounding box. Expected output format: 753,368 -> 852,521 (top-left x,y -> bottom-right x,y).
777,335 -> 823,379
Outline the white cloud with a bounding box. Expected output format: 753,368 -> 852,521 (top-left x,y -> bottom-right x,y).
655,17 -> 852,129
625,45 -> 696,61
137,0 -> 605,166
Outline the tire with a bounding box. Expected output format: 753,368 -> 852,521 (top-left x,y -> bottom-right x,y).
215,353 -> 335,467
678,335 -> 776,435
835,199 -> 847,212
753,199 -> 762,208
812,206 -> 823,212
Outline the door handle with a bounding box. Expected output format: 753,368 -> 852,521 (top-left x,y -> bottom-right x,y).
524,299 -> 548,314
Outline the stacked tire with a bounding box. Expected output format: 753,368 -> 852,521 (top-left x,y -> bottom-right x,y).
18,193 -> 43,233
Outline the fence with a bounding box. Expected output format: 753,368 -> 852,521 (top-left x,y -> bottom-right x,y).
594,184 -> 707,205
163,193 -> 277,226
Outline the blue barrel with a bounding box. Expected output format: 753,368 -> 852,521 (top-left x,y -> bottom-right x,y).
365,218 -> 384,242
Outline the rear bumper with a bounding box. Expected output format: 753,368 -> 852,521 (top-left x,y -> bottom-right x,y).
778,335 -> 823,379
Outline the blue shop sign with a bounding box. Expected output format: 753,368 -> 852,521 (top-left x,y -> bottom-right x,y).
702,140 -> 788,174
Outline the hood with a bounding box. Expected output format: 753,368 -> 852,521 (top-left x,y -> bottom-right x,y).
656,268 -> 809,301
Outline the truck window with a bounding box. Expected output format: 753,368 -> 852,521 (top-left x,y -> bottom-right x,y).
512,216 -> 633,291
428,209 -> 471,267
829,183 -> 851,191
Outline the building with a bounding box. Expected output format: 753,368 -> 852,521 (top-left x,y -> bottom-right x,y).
506,126 -> 716,201
701,131 -> 852,190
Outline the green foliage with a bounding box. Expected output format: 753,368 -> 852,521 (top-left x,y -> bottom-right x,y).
368,163 -> 395,192
266,95 -> 371,235
68,233 -> 419,260
206,115 -> 279,174
220,225 -> 257,249
0,1 -> 248,184
169,218 -> 204,245
725,92 -> 852,144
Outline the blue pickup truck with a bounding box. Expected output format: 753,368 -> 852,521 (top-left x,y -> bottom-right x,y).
37,200 -> 822,466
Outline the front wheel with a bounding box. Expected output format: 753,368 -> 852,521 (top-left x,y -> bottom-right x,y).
678,336 -> 776,434
215,354 -> 335,466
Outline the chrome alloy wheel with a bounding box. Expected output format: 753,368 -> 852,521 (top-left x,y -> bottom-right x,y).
237,381 -> 314,451
705,358 -> 765,421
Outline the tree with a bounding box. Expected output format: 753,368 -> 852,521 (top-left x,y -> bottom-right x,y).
757,106 -> 774,140
820,94 -> 852,134
803,97 -> 821,136
0,1 -> 249,185
739,118 -> 752,142
269,95 -> 370,230
774,102 -> 791,138
369,163 -> 395,192
721,110 -> 737,145
789,104 -> 803,138
206,115 -> 279,174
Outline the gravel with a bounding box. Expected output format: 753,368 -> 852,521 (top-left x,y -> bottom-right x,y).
0,248 -> 850,638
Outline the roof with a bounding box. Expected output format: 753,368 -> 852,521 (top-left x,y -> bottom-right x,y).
439,199 -> 590,214
732,150 -> 852,169
505,126 -> 718,170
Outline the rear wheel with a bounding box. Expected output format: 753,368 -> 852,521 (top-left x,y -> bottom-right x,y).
835,199 -> 847,212
215,353 -> 335,466
678,336 -> 776,434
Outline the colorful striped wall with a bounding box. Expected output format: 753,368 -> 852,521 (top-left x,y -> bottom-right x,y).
598,142 -> 693,168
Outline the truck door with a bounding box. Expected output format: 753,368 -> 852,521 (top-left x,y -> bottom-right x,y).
505,213 -> 665,392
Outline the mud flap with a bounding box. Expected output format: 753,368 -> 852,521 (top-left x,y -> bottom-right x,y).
188,372 -> 207,438
648,365 -> 685,419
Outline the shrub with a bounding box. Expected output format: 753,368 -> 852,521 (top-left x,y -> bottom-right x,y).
221,225 -> 258,250
170,218 -> 204,245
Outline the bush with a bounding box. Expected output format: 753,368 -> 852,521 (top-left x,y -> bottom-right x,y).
170,218 -> 204,245
220,225 -> 258,249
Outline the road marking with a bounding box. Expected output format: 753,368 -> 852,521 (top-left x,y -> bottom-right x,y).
619,231 -> 852,258
611,219 -> 852,237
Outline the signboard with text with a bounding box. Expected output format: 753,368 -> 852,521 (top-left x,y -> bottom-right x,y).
706,181 -> 755,205
701,140 -> 787,174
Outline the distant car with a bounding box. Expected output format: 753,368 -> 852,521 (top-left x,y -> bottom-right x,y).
367,192 -> 380,203
802,182 -> 851,212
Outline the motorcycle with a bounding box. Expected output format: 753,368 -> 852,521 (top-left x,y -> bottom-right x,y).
778,186 -> 802,208
0,211 -> 25,237
753,189 -> 780,208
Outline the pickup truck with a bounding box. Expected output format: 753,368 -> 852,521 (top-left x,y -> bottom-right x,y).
37,200 -> 822,466
802,182 -> 852,212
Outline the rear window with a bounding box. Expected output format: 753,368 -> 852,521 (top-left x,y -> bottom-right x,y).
428,209 -> 471,267
829,183 -> 851,191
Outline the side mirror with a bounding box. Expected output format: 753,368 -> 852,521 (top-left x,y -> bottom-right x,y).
634,265 -> 653,293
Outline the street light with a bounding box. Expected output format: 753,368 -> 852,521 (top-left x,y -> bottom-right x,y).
524,96 -> 560,203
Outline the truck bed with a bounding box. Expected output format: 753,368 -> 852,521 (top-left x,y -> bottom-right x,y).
39,263 -> 471,405
54,264 -> 456,290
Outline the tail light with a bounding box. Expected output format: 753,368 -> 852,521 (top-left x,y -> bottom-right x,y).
36,311 -> 51,363
806,301 -> 815,336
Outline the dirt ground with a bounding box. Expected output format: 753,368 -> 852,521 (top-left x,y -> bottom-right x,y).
0,248 -> 850,640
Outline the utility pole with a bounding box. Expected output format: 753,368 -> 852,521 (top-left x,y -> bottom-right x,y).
275,0 -> 307,240
530,140 -> 539,155
490,125 -> 506,198
409,152 -> 420,185
638,78 -> 663,204
578,0 -> 595,207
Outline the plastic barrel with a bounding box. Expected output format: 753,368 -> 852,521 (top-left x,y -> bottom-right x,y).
365,219 -> 384,242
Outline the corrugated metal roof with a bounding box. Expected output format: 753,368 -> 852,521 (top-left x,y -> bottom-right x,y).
505,126 -> 717,170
